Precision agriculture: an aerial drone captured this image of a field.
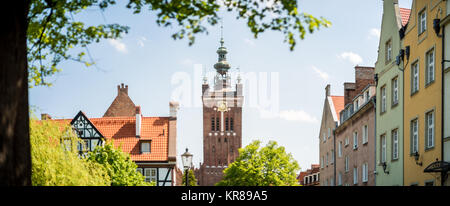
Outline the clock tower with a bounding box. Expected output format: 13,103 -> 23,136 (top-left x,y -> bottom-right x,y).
197,35 -> 243,186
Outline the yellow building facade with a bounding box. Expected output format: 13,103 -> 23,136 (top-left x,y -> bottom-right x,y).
403,0 -> 445,186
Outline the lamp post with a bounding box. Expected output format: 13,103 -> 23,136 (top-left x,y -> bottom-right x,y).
181,148 -> 193,186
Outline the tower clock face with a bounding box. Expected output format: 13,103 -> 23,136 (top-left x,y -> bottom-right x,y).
217,101 -> 228,112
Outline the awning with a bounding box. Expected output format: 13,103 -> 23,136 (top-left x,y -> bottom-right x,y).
424,160 -> 450,173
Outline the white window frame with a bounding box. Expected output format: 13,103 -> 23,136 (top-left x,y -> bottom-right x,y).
412,62 -> 419,94
353,131 -> 358,150
362,125 -> 368,144
331,149 -> 335,164
362,163 -> 368,183
321,156 -> 324,168
392,129 -> 399,160
386,40 -> 392,62
345,156 -> 349,172
419,9 -> 427,34
381,134 -> 387,163
141,142 -> 151,154
338,172 -> 342,186
353,167 -> 358,185
345,137 -> 349,146
426,49 -> 435,85
338,141 -> 342,157
411,119 -> 419,154
392,77 -> 398,105
326,152 -> 329,166
381,86 -> 387,113
426,111 -> 435,149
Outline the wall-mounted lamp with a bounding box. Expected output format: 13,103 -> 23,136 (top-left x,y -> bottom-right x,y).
414,152 -> 423,166
382,162 -> 389,174
433,18 -> 442,37
405,46 -> 410,60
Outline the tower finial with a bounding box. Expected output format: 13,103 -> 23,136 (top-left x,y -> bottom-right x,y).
220,19 -> 224,47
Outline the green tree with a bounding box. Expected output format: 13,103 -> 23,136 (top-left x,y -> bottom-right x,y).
30,119 -> 110,186
217,140 -> 300,186
1,0 -> 329,185
182,169 -> 198,186
86,142 -> 153,186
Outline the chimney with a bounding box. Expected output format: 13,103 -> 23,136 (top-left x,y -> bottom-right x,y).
325,84 -> 331,97
169,101 -> 179,118
118,83 -> 128,95
136,106 -> 141,138
41,113 -> 52,120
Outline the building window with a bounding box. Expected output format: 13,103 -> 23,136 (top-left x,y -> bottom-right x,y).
354,99 -> 359,111
365,91 -> 370,102
328,128 -> 331,139
216,117 -> 220,131
330,177 -> 335,186
411,119 -> 419,154
211,117 -> 215,131
331,149 -> 335,164
353,131 -> 358,150
345,137 -> 349,146
381,85 -> 387,113
321,156 -> 324,168
381,134 -> 386,163
230,118 -> 234,131
426,111 -> 435,149
345,156 -> 349,172
338,172 -> 342,186
392,129 -> 399,160
426,49 -> 435,85
362,163 -> 368,183
144,168 -> 157,183
386,40 -> 392,62
141,141 -> 151,154
362,125 -> 368,144
392,77 -> 399,106
338,141 -> 342,157
326,152 -> 329,166
419,9 -> 427,34
225,117 -> 229,131
353,167 -> 358,185
323,133 -> 326,143
411,62 -> 419,94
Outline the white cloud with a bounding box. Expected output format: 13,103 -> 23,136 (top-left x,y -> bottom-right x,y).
108,39 -> 127,53
279,110 -> 319,123
338,52 -> 363,65
368,28 -> 380,39
180,58 -> 195,66
259,109 -> 318,123
137,36 -> 147,47
244,38 -> 255,46
312,66 -> 329,82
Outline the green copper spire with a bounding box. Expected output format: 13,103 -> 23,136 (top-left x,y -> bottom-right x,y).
214,23 -> 230,76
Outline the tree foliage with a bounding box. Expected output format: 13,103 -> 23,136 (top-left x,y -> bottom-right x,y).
181,169 -> 198,186
86,142 -> 153,186
217,140 -> 300,186
30,119 -> 110,186
27,0 -> 330,87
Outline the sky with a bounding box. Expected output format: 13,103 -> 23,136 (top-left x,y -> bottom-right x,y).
29,0 -> 413,171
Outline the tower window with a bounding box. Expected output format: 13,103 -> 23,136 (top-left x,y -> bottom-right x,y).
225,117 -> 229,131
230,118 -> 234,131
211,117 -> 215,131
216,118 -> 219,131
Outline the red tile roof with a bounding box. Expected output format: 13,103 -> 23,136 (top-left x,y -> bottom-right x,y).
400,8 -> 411,26
52,116 -> 170,162
330,96 -> 345,121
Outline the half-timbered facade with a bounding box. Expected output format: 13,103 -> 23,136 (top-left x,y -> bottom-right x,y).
46,84 -> 180,186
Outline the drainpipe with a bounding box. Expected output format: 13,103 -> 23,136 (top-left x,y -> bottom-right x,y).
374,74 -> 378,186
441,23 -> 445,187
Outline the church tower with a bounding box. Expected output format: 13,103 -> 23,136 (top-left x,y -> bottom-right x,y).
197,32 -> 243,186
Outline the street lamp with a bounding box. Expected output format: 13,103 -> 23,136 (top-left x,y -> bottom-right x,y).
181,148 -> 193,186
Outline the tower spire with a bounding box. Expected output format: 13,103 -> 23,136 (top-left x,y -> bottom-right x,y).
214,20 -> 230,76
